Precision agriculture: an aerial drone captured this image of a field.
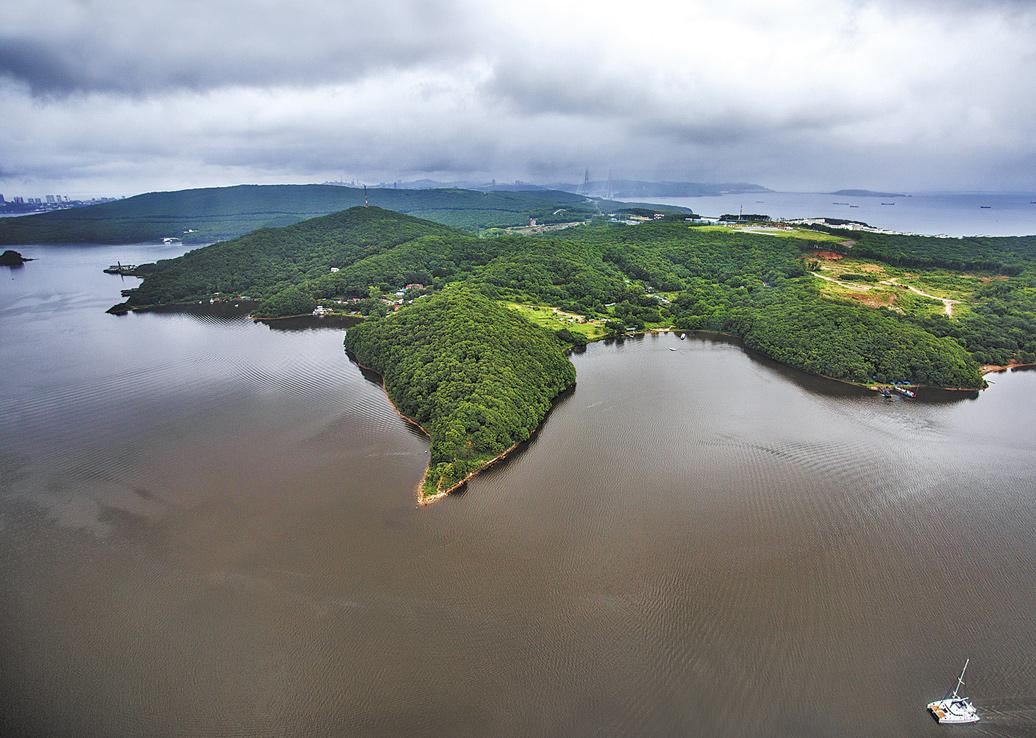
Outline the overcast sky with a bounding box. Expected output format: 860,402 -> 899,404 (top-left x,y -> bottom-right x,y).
2,0 -> 1035,198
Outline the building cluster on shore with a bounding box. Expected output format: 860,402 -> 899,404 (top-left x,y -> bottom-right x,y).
0,193 -> 119,215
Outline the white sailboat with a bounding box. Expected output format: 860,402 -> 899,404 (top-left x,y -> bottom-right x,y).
927,659 -> 980,724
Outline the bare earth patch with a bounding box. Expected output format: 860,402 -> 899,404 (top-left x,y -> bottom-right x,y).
848,291 -> 897,308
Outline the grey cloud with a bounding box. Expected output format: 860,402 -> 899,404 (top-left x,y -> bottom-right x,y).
0,0 -> 1034,195
0,0 -> 482,95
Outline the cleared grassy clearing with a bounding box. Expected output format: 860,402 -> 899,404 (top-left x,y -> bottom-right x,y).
815,277 -> 897,309
807,253 -> 999,320
693,224 -> 845,242
504,302 -> 608,340
812,256 -> 984,302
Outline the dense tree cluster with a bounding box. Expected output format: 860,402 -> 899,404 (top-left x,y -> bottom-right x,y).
344,287 -> 575,497
0,249 -> 28,266
915,276 -> 1036,365
470,237 -> 629,314
127,207 -> 454,307
738,282 -> 980,386
563,224 -> 982,385
842,232 -> 1036,275
303,233 -> 514,299
255,285 -> 316,318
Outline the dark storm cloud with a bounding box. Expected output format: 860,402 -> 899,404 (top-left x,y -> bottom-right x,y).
0,0 -> 1034,195
0,0 -> 481,95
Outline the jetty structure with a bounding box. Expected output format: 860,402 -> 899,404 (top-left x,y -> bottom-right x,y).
103,261 -> 138,275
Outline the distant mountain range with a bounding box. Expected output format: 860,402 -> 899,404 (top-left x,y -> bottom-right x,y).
363,179 -> 556,192
829,189 -> 907,198
0,183 -> 688,246
363,179 -> 771,198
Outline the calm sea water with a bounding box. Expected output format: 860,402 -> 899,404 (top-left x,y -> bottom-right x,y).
2,244 -> 1036,736
628,192 -> 1036,237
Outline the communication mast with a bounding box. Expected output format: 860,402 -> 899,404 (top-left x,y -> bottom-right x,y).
364,184 -> 368,208
582,169 -> 591,195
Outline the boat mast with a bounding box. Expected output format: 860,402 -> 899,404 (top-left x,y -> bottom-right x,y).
952,659 -> 969,698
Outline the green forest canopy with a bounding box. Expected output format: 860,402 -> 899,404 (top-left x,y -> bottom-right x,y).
345,287 -> 575,497
115,206 -> 1036,497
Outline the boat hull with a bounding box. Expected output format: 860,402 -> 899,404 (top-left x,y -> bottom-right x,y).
927,699 -> 980,724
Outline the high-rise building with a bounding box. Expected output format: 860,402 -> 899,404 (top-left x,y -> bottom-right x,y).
46,194 -> 56,204
0,193 -> 5,203
13,196 -> 24,204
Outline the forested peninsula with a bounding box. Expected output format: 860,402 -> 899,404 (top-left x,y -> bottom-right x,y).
345,288 -> 575,499
111,205 -> 1036,501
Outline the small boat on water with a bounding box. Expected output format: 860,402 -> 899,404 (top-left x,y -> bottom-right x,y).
894,385 -> 916,398
980,205 -> 992,209
668,347 -> 677,352
881,202 -> 896,206
928,660 -> 980,724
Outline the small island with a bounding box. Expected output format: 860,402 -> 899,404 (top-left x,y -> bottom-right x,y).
0,249 -> 30,266
109,205 -> 1036,503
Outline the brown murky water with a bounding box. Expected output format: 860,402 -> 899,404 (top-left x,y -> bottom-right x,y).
2,245 -> 1035,736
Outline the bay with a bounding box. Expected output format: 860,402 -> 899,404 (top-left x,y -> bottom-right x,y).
2,244 -> 1035,736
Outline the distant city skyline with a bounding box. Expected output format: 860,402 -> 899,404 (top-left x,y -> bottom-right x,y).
2,0 -> 1035,197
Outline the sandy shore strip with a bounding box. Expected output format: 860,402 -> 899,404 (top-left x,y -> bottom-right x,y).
981,362 -> 1035,375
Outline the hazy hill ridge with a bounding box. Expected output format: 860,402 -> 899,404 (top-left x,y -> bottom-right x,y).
0,183 -> 681,245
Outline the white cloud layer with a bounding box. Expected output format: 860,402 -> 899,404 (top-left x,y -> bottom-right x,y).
1,0 -> 1034,196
